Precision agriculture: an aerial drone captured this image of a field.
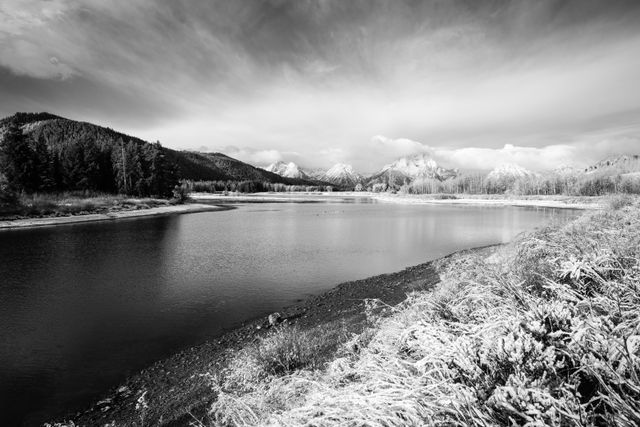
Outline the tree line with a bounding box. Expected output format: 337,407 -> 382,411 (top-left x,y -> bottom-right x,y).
0,120 -> 179,201
392,171 -> 640,196
182,180 -> 334,193
183,170 -> 640,197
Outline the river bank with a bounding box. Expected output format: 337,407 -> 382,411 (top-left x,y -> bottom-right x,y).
204,198 -> 639,426
0,203 -> 230,230
190,191 -> 605,209
52,197 -> 640,426
50,243 -> 500,426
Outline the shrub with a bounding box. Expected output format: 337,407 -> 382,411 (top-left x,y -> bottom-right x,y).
433,193 -> 458,200
221,326 -> 327,394
171,184 -> 189,204
608,194 -> 634,210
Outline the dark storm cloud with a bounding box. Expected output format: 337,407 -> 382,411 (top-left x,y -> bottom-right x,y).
1,0 -> 640,170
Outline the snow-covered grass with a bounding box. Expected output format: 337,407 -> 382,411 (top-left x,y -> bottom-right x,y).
206,198 -> 640,426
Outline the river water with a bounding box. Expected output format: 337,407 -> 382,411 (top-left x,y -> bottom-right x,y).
0,200 -> 579,425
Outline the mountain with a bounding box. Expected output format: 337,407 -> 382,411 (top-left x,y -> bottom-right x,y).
0,112 -> 317,195
184,152 -> 312,184
264,161 -> 309,179
486,163 -> 536,181
321,163 -> 362,187
367,154 -> 457,188
304,167 -> 328,180
585,154 -> 640,174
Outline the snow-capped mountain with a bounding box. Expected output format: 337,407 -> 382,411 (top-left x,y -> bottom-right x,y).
382,153 -> 458,180
487,163 -> 536,181
368,154 -> 457,188
264,161 -> 309,179
304,168 -> 328,180
321,163 -> 362,187
382,154 -> 435,176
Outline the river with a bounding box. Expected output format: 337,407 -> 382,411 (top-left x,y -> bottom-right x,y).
0,199 -> 578,425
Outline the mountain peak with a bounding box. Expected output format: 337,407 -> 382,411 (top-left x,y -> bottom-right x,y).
321,163 -> 361,187
381,153 -> 439,176
487,163 -> 535,180
326,163 -> 356,175
264,161 -> 309,179
378,153 -> 457,181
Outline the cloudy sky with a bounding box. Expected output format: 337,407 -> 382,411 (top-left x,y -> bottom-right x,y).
1,0 -> 639,172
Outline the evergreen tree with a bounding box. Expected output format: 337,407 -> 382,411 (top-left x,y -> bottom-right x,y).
32,138 -> 54,191
0,120 -> 38,192
146,141 -> 178,197
112,138 -> 130,194
0,172 -> 17,206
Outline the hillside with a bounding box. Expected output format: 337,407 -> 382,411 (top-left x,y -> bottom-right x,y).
178,152 -> 313,185
0,113 -> 316,197
585,154 -> 640,174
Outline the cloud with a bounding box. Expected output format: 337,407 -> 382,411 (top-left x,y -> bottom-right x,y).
0,39 -> 75,79
365,136 -> 577,172
212,147 -> 286,167
434,144 -> 577,171
367,135 -> 640,172
1,0 -> 639,170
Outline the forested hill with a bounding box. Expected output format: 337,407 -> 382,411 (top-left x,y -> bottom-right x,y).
0,112 -> 317,197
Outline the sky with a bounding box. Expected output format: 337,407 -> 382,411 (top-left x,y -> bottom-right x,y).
1,0 -> 640,173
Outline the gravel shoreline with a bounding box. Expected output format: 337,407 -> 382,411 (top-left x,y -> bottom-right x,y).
57,244 -> 499,426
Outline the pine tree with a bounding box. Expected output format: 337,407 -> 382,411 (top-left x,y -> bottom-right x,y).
0,120 -> 38,192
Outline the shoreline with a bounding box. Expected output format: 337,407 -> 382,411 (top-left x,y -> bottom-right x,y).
371,193 -> 601,209
0,203 -> 231,230
190,191 -> 605,209
0,192 -> 602,231
55,244 -> 502,426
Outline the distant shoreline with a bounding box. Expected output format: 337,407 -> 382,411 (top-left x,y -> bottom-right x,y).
0,192 -> 602,231
190,191 -> 605,209
0,203 -> 230,230
371,193 -> 602,209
